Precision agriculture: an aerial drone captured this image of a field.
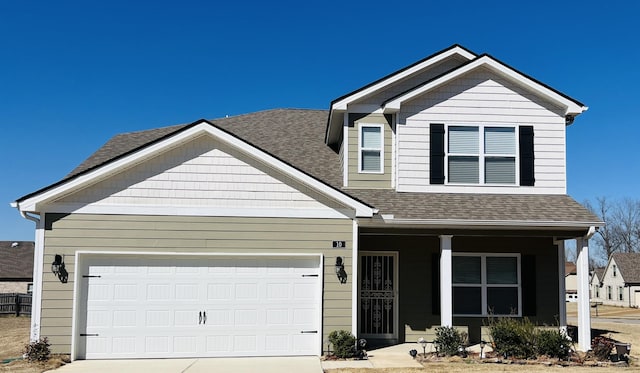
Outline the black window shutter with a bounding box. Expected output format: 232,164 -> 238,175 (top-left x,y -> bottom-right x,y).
519,126 -> 535,186
521,254 -> 536,316
430,124 -> 445,184
432,253 -> 440,315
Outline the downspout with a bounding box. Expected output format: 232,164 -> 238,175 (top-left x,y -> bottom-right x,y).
12,203 -> 43,342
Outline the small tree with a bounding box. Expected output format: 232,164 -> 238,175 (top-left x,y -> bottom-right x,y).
328,330 -> 356,358
434,326 -> 467,356
24,337 -> 51,362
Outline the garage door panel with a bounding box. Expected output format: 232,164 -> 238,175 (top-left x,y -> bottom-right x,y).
80,255 -> 321,358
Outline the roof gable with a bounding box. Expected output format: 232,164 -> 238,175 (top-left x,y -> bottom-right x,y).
326,46 -> 587,146
15,115 -> 375,218
609,252 -> 640,283
325,44 -> 476,144
382,54 -> 587,117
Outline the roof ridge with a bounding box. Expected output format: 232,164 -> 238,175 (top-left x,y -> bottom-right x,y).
209,108 -> 327,121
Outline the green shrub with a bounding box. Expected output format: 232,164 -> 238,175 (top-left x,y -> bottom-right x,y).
24,337 -> 51,362
434,326 -> 467,356
536,329 -> 571,359
591,336 -> 614,361
328,330 -> 355,358
488,317 -> 537,359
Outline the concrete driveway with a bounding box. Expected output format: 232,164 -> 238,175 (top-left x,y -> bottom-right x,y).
46,356 -> 322,373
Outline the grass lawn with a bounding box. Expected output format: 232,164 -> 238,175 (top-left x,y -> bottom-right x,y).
0,316 -> 64,373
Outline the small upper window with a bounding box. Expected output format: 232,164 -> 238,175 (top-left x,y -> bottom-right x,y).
613,264 -> 617,277
359,124 -> 383,173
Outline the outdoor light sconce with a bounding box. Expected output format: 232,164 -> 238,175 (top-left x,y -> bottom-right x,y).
51,254 -> 68,283
335,257 -> 347,284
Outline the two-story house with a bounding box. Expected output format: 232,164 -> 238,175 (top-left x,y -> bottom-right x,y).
13,45 -> 602,360
594,253 -> 640,307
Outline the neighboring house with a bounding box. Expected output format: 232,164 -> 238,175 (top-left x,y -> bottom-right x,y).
12,45 -> 602,360
597,253 -> 640,307
565,262 -> 577,302
0,241 -> 34,293
590,267 -> 605,302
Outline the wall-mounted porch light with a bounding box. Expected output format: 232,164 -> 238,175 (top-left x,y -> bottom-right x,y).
51,254 -> 68,283
335,257 -> 347,284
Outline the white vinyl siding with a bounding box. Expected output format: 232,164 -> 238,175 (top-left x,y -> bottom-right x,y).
359,124 -> 383,173
396,67 -> 567,194
52,136 -> 344,217
452,253 -> 521,317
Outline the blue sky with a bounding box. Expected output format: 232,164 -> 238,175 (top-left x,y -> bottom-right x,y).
1,1 -> 638,241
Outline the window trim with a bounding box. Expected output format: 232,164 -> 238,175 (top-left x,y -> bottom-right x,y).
445,124 -> 519,186
452,253 -> 522,317
357,123 -> 384,174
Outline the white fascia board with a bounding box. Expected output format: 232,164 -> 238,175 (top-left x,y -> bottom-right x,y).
18,121 -> 375,217
331,47 -> 475,111
383,56 -> 586,115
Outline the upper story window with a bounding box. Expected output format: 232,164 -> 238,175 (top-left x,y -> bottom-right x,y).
447,125 -> 516,185
612,264 -> 617,277
359,124 -> 383,173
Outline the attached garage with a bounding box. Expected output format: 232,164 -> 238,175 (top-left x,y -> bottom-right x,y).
74,254 -> 323,359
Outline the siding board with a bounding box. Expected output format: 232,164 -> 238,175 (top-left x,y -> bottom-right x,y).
347,114 -> 393,188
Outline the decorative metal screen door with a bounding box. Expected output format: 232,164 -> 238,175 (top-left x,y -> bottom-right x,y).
359,252 -> 398,339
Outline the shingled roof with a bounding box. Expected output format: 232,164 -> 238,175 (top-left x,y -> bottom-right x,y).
611,252 -> 640,284
24,108 -> 599,226
0,241 -> 34,279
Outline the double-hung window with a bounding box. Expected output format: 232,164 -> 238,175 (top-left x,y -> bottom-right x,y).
607,286 -> 612,300
447,126 -> 516,184
452,253 -> 521,316
359,124 -> 383,173
618,286 -> 624,301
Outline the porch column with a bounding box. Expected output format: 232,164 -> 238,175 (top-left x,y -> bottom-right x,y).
557,241 -> 567,332
440,235 -> 453,327
576,236 -> 592,351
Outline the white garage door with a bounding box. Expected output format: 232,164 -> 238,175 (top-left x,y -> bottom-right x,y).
77,255 -> 321,359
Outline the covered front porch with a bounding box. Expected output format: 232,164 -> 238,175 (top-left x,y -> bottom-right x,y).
355,227 -> 595,351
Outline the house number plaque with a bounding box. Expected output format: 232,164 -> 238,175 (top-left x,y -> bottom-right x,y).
332,240 -> 346,248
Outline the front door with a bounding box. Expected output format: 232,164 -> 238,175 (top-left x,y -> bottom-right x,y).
359,252 -> 398,340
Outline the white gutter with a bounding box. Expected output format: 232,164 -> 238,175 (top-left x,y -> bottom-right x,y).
361,217 -> 603,230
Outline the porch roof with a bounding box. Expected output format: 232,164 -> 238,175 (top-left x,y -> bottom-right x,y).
348,190 -> 602,230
